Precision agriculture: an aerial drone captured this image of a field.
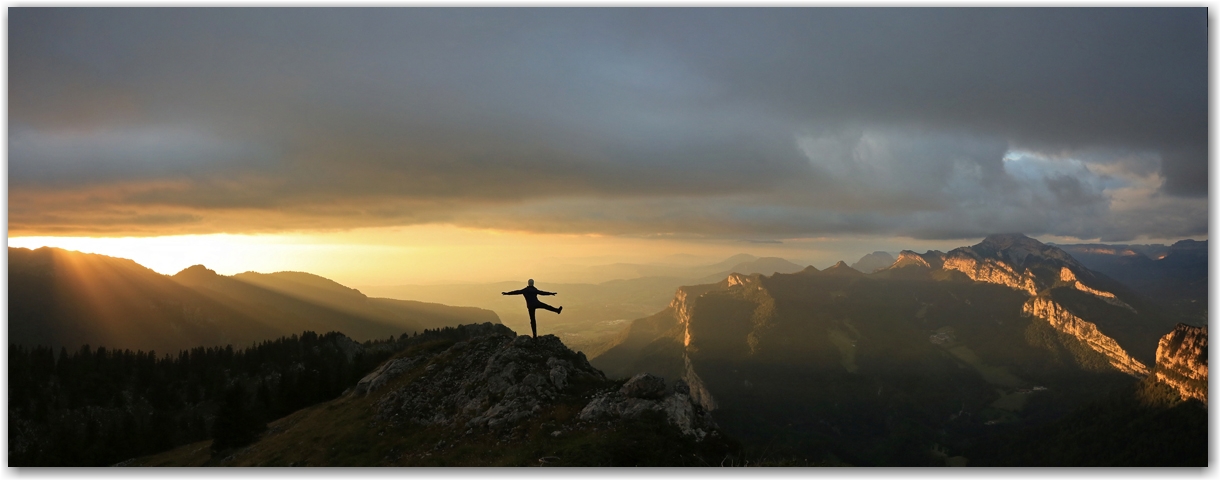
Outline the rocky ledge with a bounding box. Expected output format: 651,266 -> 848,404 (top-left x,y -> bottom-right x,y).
354,324 -> 718,442
578,373 -> 717,441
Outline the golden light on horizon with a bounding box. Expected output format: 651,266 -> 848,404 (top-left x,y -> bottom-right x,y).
9,224 -> 1019,288
10,224 -> 817,287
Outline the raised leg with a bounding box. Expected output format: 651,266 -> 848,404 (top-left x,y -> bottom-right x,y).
536,301 -> 561,313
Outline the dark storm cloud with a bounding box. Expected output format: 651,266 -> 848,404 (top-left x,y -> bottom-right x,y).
8,8 -> 1207,239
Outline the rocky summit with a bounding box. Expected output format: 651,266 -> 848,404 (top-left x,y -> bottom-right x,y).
369,331 -> 606,431
124,322 -> 738,466
365,328 -> 716,443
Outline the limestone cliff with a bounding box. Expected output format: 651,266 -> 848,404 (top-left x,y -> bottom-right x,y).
1057,267 -> 1136,313
1022,297 -> 1149,376
669,285 -> 719,411
941,234 -> 1101,296
943,255 -> 1039,295
1154,324 -> 1207,403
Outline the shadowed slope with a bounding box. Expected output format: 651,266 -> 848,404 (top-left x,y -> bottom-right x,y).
9,247 -> 500,353
9,247 -> 278,353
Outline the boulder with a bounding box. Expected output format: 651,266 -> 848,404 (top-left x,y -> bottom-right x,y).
578,373 -> 716,441
620,373 -> 667,399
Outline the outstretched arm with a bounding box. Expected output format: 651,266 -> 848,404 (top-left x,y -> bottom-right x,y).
502,289 -> 526,295
538,290 -> 557,296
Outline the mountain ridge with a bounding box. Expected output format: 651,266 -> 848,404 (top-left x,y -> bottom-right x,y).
8,247 -> 499,353
587,233 -> 1200,465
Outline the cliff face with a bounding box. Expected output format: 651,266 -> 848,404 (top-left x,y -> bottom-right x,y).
940,234 -> 1110,297
1154,324 -> 1208,403
1022,297 -> 1150,376
943,255 -> 1039,295
669,285 -> 719,410
921,235 -> 1155,377
1057,267 -> 1135,313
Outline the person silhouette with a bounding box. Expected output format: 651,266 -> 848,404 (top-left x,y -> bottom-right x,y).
502,279 -> 562,338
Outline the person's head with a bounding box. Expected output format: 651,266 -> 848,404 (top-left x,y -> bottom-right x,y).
528,279 -> 534,286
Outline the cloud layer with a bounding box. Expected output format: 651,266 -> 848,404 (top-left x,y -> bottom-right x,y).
9,8 -> 1207,241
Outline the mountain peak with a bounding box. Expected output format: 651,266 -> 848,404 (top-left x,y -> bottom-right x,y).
890,250 -> 946,270
172,264 -> 221,285
979,233 -> 1041,250
822,261 -> 863,276
850,251 -> 896,273
963,233 -> 1080,269
176,264 -> 217,275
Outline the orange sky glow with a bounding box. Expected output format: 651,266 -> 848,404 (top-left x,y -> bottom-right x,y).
10,226 -> 1203,289
7,225 -> 987,287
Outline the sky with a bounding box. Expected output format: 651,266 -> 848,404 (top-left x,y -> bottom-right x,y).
7,8 -> 1209,285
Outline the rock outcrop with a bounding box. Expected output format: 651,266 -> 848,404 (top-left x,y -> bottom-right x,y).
669,286 -> 719,411
364,324 -> 718,442
1057,267 -> 1135,313
372,332 -> 603,430
578,373 -> 716,441
1154,324 -> 1207,403
941,234 -> 1092,296
1022,297 -> 1149,376
943,255 -> 1039,295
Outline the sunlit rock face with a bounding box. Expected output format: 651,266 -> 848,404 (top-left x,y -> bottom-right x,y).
1154,324 -> 1208,403
668,286 -> 718,411
1022,297 -> 1150,377
877,234 -> 1154,380
670,287 -> 697,348
941,234 -> 1093,296
943,255 -> 1039,295
1057,267 -> 1136,313
726,273 -> 753,288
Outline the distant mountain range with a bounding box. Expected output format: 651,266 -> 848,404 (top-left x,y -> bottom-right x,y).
519,253 -> 808,285
1054,240 -> 1207,322
589,234 -> 1205,465
8,247 -> 499,353
359,254 -> 806,353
